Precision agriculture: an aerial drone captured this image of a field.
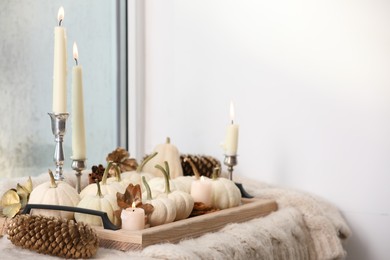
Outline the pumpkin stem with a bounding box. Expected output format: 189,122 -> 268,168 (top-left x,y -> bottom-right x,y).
102,161 -> 113,185
164,161 -> 170,179
136,152 -> 158,173
142,176 -> 153,200
96,179 -> 103,198
113,163 -> 122,182
212,167 -> 220,180
184,157 -> 201,180
155,162 -> 171,194
166,137 -> 171,144
48,169 -> 57,188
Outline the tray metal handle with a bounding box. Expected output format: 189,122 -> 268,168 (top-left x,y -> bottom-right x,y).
22,204 -> 120,230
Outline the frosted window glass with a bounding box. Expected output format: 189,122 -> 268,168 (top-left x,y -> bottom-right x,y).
0,1 -> 125,178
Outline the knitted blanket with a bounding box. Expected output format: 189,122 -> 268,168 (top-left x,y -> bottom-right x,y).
0,172 -> 351,260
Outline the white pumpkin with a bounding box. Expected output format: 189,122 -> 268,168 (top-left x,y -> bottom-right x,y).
147,176 -> 187,194
141,186 -> 162,201
75,181 -> 120,226
142,137 -> 183,179
80,162 -> 124,199
106,162 -> 129,187
155,163 -> 194,220
28,170 -> 80,220
171,176 -> 193,193
171,157 -> 203,193
210,168 -> 241,210
118,152 -> 158,188
142,176 -> 176,226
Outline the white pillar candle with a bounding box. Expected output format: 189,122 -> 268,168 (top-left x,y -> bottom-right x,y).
224,101 -> 239,155
191,176 -> 212,206
121,203 -> 145,231
52,6 -> 67,114
71,42 -> 86,160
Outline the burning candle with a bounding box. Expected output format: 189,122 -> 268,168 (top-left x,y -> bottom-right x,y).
223,101 -> 239,155
190,176 -> 212,206
121,202 -> 145,231
71,42 -> 86,160
52,6 -> 67,114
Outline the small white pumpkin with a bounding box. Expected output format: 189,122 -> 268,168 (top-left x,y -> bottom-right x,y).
28,170 -> 80,220
80,162 -> 124,199
171,157 -> 204,193
147,174 -> 187,194
210,168 -> 241,210
155,162 -> 194,220
142,137 -> 183,179
118,152 -> 158,188
142,176 -> 176,227
75,181 -> 120,226
171,176 -> 193,193
106,162 -> 129,187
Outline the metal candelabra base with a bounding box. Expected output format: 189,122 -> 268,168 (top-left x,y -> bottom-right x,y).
224,154 -> 253,198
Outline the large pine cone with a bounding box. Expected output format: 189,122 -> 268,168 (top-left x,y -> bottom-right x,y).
7,214 -> 99,259
180,154 -> 221,178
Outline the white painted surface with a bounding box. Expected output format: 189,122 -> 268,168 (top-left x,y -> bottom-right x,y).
142,1 -> 390,259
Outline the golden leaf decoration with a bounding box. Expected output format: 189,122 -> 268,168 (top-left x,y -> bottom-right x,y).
1,177 -> 33,218
16,183 -> 30,208
3,203 -> 21,218
1,189 -> 20,207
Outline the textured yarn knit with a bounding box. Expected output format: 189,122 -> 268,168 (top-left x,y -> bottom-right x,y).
0,172 -> 351,260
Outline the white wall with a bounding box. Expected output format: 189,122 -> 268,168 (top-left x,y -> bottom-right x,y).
142,1 -> 390,259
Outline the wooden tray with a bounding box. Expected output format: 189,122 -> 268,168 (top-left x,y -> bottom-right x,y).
95,198 -> 277,251
0,198 -> 277,251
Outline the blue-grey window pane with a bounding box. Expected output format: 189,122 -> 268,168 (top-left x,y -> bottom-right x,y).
0,1 -> 123,178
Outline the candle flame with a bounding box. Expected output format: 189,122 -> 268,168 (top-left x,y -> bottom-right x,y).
73,42 -> 79,64
230,101 -> 235,124
57,6 -> 64,25
131,201 -> 136,208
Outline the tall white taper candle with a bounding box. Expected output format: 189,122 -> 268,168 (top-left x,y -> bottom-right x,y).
71,42 -> 86,159
224,101 -> 239,155
52,6 -> 67,114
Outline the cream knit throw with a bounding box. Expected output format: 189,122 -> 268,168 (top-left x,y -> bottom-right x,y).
0,172 -> 351,260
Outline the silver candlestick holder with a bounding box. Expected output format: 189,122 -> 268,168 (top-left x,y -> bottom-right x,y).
49,112 -> 69,181
223,154 -> 238,181
223,154 -> 253,198
72,159 -> 86,194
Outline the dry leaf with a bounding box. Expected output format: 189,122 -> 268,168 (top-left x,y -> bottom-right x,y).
1,177 -> 33,218
139,203 -> 154,217
113,209 -> 122,227
3,203 -> 21,218
189,202 -> 219,217
116,184 -> 142,209
16,184 -> 29,208
116,184 -> 154,226
1,189 -> 20,207
21,176 -> 33,193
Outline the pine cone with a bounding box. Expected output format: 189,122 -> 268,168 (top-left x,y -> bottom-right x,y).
180,154 -> 221,178
7,214 -> 99,259
106,147 -> 138,173
88,164 -> 106,184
